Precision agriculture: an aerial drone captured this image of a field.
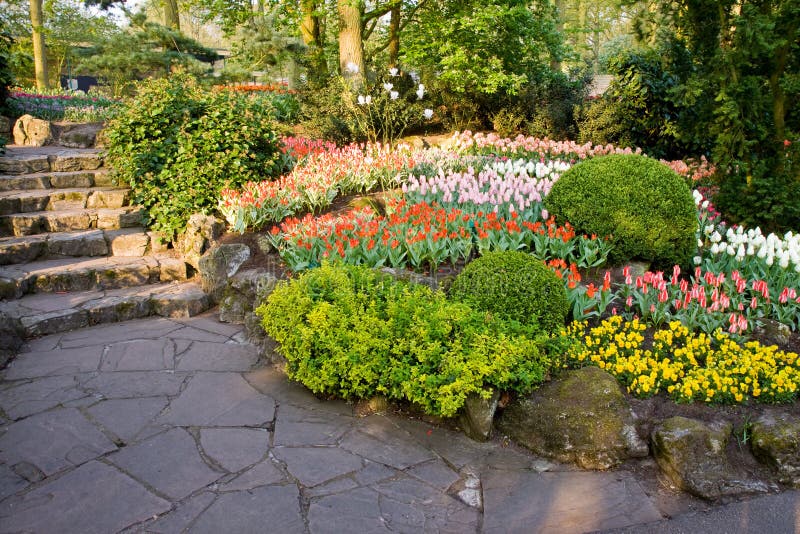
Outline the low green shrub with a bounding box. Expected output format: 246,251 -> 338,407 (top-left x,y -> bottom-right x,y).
258,263 -> 552,417
544,154 -> 697,269
449,251 -> 568,333
104,73 -> 284,239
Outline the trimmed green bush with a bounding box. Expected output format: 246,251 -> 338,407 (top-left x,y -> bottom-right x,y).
450,251 -> 569,333
543,154 -> 697,269
258,263 -> 552,417
104,73 -> 284,239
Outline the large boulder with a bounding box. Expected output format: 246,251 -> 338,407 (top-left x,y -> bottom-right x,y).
13,114 -> 53,147
53,122 -> 104,148
174,213 -> 225,270
751,413 -> 800,488
198,243 -> 250,303
459,390 -> 500,442
497,366 -> 648,469
652,416 -> 773,500
218,268 -> 279,325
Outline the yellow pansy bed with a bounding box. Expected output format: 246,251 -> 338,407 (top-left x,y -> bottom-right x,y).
562,316 -> 800,404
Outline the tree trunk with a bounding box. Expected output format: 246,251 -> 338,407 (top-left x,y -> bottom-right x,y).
388,4 -> 400,68
301,0 -> 328,82
164,0 -> 180,30
29,0 -> 48,90
338,0 -> 365,89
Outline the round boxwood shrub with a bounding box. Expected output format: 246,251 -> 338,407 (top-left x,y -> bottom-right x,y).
543,154 -> 697,269
450,251 -> 568,333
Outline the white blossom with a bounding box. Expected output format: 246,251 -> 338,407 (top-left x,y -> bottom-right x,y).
389,67 -> 399,76
423,108 -> 434,120
383,82 -> 394,92
390,90 -> 399,100
416,84 -> 425,100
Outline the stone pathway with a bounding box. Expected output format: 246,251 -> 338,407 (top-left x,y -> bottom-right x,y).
2,311 -> 798,533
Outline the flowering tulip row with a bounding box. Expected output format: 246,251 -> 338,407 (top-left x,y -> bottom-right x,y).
564,317 -> 799,403
402,158 -> 570,220
219,141 -> 417,232
265,200 -> 612,273
451,131 -> 717,181
552,261 -> 800,335
451,130 -> 643,161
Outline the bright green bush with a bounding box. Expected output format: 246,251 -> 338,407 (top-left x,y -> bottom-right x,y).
544,154 -> 697,269
258,263 -> 552,417
449,251 -> 568,333
104,73 -> 284,239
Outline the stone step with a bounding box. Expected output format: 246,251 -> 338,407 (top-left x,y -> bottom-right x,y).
0,149 -> 103,175
0,228 -> 164,265
0,282 -> 211,337
0,254 -> 188,299
0,187 -> 131,215
0,206 -> 143,237
0,169 -> 117,192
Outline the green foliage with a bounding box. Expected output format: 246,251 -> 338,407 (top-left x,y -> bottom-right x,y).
575,96 -> 635,148
450,251 -> 568,334
103,73 -> 283,239
715,141 -> 800,233
630,0 -> 800,230
491,107 -> 525,138
0,28 -> 13,117
258,263 -> 552,417
76,16 -> 221,97
298,81 -> 355,144
519,71 -> 591,140
544,154 -> 698,269
300,73 -> 425,144
576,48 -> 710,159
403,0 -> 564,127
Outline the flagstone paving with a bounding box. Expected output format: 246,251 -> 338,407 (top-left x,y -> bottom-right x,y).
1,311 -> 798,533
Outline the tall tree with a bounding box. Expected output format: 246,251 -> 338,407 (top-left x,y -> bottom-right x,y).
29,0 -> 48,88
162,0 -> 180,30
337,0 -> 364,87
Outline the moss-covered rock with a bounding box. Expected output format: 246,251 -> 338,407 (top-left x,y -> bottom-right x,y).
198,243 -> 250,303
652,416 -> 772,500
497,366 -> 648,469
751,414 -> 800,488
459,389 -> 501,442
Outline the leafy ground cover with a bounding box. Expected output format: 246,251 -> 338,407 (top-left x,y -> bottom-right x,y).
224,132 -> 800,413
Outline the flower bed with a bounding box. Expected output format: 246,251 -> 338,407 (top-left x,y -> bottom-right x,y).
8,88 -> 119,122
221,133 -> 799,408
564,317 -> 799,403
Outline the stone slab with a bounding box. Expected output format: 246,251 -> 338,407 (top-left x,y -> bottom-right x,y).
200,428 -> 271,473
80,371 -> 187,399
0,374 -> 86,420
109,428 -> 221,501
87,397 -> 170,443
100,338 -> 176,371
175,340 -> 259,371
220,460 -> 286,491
190,485 -> 304,534
159,372 -> 276,427
0,407 -> 117,476
0,461 -> 170,534
481,469 -> 663,533
273,446 -> 364,487
3,345 -> 103,379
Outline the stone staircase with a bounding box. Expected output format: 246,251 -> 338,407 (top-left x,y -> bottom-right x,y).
0,146 -> 211,339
